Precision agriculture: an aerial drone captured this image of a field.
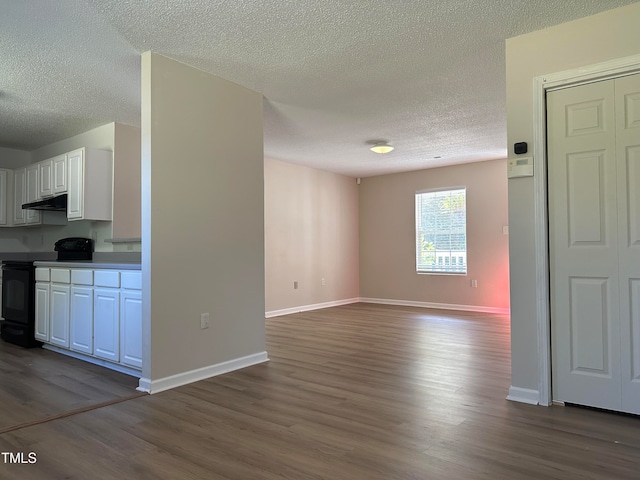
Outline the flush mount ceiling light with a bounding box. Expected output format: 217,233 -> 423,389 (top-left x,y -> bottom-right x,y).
370,142 -> 394,154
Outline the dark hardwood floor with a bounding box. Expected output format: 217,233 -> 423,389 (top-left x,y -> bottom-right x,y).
1,303 -> 639,479
0,339 -> 141,433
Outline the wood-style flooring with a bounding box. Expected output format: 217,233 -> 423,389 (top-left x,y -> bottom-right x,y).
0,339 -> 141,433
1,303 -> 639,479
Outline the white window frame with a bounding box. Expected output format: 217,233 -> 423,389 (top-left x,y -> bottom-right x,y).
415,187 -> 467,275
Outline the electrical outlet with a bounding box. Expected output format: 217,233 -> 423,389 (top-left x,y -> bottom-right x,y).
321,277 -> 325,286
294,281 -> 298,289
200,313 -> 210,329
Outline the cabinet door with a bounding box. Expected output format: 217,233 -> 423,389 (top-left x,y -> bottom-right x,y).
70,286 -> 93,354
39,159 -> 53,198
50,284 -> 70,348
120,290 -> 142,369
35,282 -> 50,342
25,164 -> 40,224
52,154 -> 68,194
0,170 -> 7,226
13,167 -> 25,225
67,149 -> 84,220
93,288 -> 119,362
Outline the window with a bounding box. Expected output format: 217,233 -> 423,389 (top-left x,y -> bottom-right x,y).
415,188 -> 467,274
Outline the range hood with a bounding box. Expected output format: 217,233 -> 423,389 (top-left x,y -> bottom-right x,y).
22,193 -> 68,211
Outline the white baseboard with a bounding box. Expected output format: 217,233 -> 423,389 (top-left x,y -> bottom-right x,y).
42,344 -> 141,377
359,297 -> 510,315
265,297 -> 360,318
506,386 -> 540,405
140,351 -> 269,394
137,378 -> 151,393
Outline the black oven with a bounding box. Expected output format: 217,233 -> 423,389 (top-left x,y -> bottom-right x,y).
1,260 -> 39,347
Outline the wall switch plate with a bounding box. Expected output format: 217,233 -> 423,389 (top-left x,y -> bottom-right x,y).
470,279 -> 478,288
294,281 -> 298,289
200,313 -> 210,329
321,278 -> 325,286
502,225 -> 509,235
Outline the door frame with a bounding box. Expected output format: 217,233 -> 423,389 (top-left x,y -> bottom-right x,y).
532,54 -> 640,406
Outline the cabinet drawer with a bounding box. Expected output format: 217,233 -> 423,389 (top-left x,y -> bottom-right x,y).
51,268 -> 71,284
94,270 -> 120,288
35,268 -> 50,282
71,269 -> 93,286
121,271 -> 142,290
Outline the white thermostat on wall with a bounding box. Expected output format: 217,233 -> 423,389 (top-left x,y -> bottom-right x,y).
507,156 -> 534,178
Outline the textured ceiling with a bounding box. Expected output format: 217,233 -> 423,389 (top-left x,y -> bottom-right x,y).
1,1 -> 637,177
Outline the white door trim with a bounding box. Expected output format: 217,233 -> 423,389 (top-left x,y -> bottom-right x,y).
532,54 -> 640,407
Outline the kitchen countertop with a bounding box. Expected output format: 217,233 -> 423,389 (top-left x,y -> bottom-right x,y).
34,261 -> 141,270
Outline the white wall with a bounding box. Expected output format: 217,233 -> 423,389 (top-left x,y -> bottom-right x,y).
359,158 -> 509,312
506,2 -> 640,395
30,124 -> 115,162
264,158 -> 359,314
141,52 -> 265,390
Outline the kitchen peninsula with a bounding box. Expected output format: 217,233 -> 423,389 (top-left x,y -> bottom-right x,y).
32,260 -> 142,377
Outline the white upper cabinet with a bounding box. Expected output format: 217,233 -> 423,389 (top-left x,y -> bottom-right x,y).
52,154 -> 68,194
25,164 -> 40,224
67,148 -> 113,221
39,159 -> 53,198
40,155 -> 67,198
12,167 -> 26,225
3,146 -> 112,227
0,169 -> 10,226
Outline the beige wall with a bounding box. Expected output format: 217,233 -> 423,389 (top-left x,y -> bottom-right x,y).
506,3 -> 640,393
141,52 -> 265,387
113,123 -> 141,239
359,158 -> 509,311
264,158 -> 359,313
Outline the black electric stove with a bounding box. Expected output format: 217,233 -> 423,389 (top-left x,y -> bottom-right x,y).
1,237 -> 93,347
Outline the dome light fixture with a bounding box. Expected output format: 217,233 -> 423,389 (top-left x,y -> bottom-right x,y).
370,142 -> 394,154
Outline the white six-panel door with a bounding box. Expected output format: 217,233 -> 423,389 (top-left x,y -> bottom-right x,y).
615,74 -> 640,414
548,73 -> 640,414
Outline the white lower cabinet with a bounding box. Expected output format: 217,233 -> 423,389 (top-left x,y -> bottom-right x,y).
35,266 -> 141,373
93,288 -> 120,363
49,284 -> 70,348
120,290 -> 142,369
34,283 -> 50,342
70,286 -> 93,354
